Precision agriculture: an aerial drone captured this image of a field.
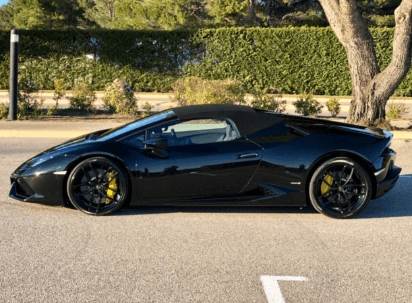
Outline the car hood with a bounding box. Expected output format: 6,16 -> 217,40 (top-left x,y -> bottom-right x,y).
283,115 -> 391,139
38,129 -> 110,155
15,129 -> 110,172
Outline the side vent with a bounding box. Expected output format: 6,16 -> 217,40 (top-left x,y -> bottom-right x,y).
286,124 -> 309,137
15,178 -> 35,198
259,185 -> 278,196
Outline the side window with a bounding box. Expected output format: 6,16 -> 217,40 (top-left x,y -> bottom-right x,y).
121,131 -> 145,148
148,118 -> 238,147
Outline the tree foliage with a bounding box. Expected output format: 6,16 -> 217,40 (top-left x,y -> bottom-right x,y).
0,0 -> 404,30
2,0 -> 93,29
82,0 -> 116,29
0,1 -> 14,30
114,0 -> 205,30
207,0 -> 249,26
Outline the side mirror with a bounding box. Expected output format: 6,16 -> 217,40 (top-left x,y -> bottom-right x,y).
143,137 -> 168,150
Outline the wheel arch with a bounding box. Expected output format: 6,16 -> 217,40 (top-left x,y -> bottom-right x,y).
62,152 -> 133,206
304,150 -> 377,205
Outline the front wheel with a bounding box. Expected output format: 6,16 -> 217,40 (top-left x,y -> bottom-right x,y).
67,157 -> 129,216
308,157 -> 372,219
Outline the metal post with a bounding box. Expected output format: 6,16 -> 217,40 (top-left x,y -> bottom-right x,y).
9,29 -> 19,121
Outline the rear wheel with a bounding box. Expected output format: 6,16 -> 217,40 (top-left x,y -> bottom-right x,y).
309,157 -> 372,219
67,157 -> 128,216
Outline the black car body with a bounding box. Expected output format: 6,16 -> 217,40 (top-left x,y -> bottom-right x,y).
10,104 -> 401,218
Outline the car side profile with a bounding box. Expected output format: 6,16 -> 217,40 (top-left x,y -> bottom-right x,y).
10,104 -> 401,218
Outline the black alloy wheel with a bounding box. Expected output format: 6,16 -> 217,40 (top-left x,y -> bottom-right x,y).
67,157 -> 128,215
309,157 -> 372,219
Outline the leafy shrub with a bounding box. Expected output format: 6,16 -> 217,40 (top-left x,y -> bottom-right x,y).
68,82 -> 96,112
46,106 -> 56,116
326,97 -> 341,117
172,77 -> 246,106
16,76 -> 45,119
17,102 -> 27,120
386,101 -> 408,120
18,76 -> 41,111
293,93 -> 323,116
251,89 -> 286,113
369,15 -> 395,27
141,102 -> 154,117
53,79 -> 66,109
0,102 -> 8,119
32,98 -> 44,118
103,79 -> 138,115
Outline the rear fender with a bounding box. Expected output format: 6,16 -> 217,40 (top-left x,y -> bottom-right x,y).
305,150 -> 377,203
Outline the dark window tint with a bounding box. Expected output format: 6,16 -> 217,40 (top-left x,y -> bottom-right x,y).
148,118 -> 238,147
97,110 -> 175,140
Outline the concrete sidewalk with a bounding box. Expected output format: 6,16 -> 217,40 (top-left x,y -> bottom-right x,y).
0,119 -> 411,140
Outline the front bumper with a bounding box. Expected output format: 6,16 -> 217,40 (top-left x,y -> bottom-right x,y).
9,172 -> 66,205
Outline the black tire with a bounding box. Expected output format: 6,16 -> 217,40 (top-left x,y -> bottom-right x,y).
308,157 -> 372,219
67,157 -> 129,216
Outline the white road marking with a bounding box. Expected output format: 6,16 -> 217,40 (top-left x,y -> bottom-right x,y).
260,276 -> 307,303
399,176 -> 411,178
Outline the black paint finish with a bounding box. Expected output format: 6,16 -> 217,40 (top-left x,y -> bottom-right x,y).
10,105 -> 401,211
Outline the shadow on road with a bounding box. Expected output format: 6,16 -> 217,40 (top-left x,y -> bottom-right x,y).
115,175 -> 412,219
115,205 -> 319,216
355,175 -> 411,219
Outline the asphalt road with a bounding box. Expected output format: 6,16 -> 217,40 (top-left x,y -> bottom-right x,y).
1,138 -> 412,303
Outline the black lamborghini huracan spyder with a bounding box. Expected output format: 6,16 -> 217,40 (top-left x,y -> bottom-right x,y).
10,104 -> 401,218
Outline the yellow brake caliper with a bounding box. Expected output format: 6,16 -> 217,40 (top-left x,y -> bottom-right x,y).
321,173 -> 334,195
106,172 -> 118,204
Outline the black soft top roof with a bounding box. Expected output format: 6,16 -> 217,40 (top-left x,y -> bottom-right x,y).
173,104 -> 285,137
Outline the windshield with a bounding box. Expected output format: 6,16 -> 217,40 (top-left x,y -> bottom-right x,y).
96,110 -> 176,140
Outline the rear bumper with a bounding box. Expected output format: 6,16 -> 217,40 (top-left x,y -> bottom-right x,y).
374,165 -> 402,199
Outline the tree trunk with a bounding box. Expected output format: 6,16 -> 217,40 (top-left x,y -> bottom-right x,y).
318,0 -> 412,125
249,0 -> 263,26
265,0 -> 276,27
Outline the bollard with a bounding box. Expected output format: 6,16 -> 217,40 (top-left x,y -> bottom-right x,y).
9,29 -> 19,121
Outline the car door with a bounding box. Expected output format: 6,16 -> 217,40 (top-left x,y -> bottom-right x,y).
132,118 -> 263,200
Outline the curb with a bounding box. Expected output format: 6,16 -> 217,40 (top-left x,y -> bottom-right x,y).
391,131 -> 412,140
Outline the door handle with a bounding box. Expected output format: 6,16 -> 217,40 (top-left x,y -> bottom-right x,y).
237,153 -> 258,159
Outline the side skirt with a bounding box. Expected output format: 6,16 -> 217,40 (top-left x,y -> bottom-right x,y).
131,191 -> 306,207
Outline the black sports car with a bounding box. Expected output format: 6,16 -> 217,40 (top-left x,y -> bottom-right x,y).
10,104 -> 401,218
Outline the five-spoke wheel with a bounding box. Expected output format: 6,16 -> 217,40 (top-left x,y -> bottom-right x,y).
309,157 -> 372,219
67,157 -> 128,215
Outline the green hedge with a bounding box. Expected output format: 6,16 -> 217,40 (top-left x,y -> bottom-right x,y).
0,28 -> 411,96
0,30 -> 197,92
186,27 -> 411,96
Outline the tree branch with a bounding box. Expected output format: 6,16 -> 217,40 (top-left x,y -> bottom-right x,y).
373,0 -> 412,100
249,0 -> 263,26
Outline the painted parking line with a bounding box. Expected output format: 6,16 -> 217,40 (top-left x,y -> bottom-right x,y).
399,176 -> 411,178
260,276 -> 308,303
